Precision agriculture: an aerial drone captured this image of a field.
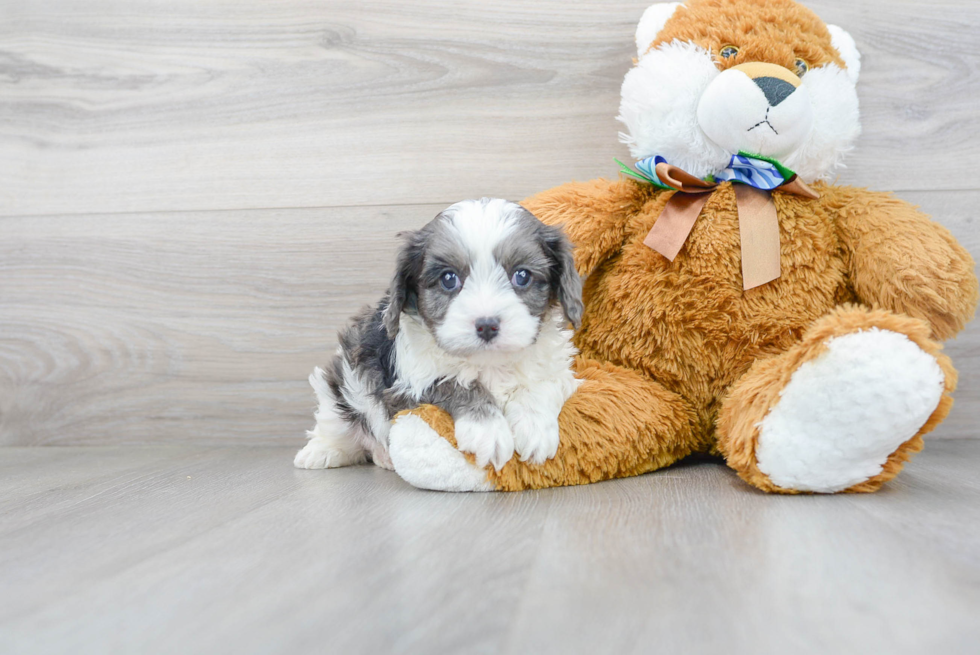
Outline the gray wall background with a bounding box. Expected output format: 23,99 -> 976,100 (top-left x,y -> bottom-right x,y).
2,0 -> 977,446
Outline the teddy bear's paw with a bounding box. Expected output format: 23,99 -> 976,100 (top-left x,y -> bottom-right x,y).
388,414 -> 495,492
454,411 -> 515,471
755,329 -> 945,493
506,404 -> 561,464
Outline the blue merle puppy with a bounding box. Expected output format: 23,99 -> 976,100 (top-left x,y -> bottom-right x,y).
295,198 -> 583,472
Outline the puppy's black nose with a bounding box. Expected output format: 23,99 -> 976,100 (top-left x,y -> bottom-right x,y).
475,317 -> 500,342
754,76 -> 795,107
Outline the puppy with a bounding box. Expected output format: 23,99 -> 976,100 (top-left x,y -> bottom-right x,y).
295,198 -> 584,472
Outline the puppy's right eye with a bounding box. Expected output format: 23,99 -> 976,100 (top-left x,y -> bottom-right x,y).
439,270 -> 460,291
511,269 -> 532,288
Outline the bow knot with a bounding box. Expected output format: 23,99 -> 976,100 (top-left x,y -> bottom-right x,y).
616,154 -> 819,290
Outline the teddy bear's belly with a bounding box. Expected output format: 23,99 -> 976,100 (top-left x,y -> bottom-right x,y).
574,199 -> 850,442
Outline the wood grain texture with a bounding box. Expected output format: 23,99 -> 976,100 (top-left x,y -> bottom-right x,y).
0,203 -> 444,446
1,0 -> 979,217
1,0 -> 979,447
2,191 -> 978,446
0,442 -> 978,654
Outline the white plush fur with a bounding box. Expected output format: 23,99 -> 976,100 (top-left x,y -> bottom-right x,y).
755,329 -> 945,493
394,309 -> 581,468
697,67 -> 814,161
388,414 -> 495,492
635,2 -> 681,59
781,63 -> 861,182
618,15 -> 862,183
619,41 -> 730,180
827,25 -> 861,84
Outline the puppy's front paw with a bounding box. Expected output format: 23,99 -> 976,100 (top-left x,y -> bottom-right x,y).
454,412 -> 515,471
506,405 -> 560,464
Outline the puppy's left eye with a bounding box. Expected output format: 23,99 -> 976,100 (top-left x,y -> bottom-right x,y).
511,269 -> 532,288
440,270 -> 460,291
794,58 -> 809,76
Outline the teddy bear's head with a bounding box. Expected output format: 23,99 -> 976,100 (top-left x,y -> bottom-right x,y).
618,0 -> 861,183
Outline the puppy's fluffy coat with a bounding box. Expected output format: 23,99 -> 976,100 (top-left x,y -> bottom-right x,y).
295,198 -> 584,472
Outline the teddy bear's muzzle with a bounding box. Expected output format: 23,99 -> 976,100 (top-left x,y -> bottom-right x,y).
696,61 -> 813,161
736,62 -> 801,111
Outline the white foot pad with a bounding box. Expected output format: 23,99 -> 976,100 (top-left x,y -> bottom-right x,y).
388,414 -> 494,492
756,329 -> 945,492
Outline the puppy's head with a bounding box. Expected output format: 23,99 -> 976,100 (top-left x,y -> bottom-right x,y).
383,198 -> 582,356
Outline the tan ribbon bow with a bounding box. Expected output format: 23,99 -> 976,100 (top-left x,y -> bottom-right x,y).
642,161 -> 819,290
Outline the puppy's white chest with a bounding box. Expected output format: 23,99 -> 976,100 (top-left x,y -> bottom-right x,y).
474,368 -> 526,406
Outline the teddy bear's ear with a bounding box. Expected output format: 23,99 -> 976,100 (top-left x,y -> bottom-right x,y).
635,2 -> 683,60
827,25 -> 861,84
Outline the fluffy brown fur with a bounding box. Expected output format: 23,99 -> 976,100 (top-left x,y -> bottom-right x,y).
402,178 -> 976,491
398,0 -> 977,492
400,358 -> 696,491
650,0 -> 846,71
716,305 -> 957,493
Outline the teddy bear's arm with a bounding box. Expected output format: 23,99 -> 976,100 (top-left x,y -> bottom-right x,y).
833,188 -> 979,340
522,178 -> 650,278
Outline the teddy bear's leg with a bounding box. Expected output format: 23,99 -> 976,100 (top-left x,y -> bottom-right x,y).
388,358 -> 697,491
386,407 -> 497,492
717,306 -> 957,494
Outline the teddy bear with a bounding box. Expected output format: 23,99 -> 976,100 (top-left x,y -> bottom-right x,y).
384,0 -> 978,494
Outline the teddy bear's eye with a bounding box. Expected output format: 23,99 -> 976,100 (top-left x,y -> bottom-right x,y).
794,58 -> 809,76
719,45 -> 740,59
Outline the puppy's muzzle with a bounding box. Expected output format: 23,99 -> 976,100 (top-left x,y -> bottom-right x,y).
475,317 -> 500,342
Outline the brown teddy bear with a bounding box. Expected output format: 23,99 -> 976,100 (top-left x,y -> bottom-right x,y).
386,0 -> 978,493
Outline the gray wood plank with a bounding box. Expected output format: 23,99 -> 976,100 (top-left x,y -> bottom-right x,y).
0,204 -> 443,446
0,443 -> 978,654
2,190 -> 978,446
1,0 -> 978,217
0,446 -> 550,655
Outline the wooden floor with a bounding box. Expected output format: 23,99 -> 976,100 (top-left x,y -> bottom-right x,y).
1,440 -> 978,655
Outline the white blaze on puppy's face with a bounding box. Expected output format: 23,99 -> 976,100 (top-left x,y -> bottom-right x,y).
433,199 -> 542,355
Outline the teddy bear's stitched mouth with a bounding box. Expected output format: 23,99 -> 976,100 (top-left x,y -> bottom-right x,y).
747,108 -> 779,135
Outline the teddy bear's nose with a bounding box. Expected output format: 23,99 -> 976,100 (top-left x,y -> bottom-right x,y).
754,76 -> 796,107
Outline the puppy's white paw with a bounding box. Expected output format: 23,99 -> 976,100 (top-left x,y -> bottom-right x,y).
369,443 -> 395,471
293,433 -> 367,470
507,404 -> 561,464
454,412 -> 515,471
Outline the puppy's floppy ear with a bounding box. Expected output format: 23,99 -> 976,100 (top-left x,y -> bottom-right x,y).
539,222 -> 584,329
383,229 -> 425,338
